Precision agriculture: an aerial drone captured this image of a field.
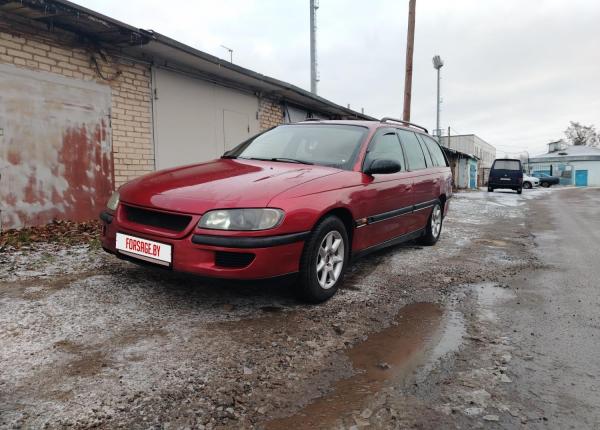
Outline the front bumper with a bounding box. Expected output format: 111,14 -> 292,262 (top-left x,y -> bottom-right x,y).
100,211 -> 307,280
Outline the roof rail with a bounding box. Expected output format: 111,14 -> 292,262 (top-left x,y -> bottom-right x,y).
380,117 -> 429,133
302,118 -> 321,121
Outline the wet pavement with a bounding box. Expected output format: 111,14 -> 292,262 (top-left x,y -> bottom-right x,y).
266,303 -> 464,430
1,187 -> 598,429
494,188 -> 600,428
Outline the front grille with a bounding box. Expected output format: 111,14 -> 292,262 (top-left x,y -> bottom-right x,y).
215,251 -> 255,268
123,205 -> 192,232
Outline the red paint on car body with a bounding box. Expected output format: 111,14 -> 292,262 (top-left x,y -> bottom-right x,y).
101,121 -> 452,280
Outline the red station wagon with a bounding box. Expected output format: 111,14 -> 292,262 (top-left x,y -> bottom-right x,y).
100,118 -> 452,302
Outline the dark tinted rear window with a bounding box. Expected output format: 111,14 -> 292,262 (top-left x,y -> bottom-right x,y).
493,160 -> 521,171
397,130 -> 427,170
419,134 -> 447,167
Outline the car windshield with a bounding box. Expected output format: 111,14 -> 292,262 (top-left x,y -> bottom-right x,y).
224,124 -> 368,170
493,160 -> 520,171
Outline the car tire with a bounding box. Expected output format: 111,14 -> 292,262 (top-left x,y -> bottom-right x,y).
488,186 -> 493,192
296,216 -> 349,303
523,181 -> 532,189
418,201 -> 443,246
517,188 -> 522,194
541,182 -> 550,188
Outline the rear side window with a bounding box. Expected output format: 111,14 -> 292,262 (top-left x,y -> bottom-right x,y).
364,130 -> 405,170
397,130 -> 427,170
493,160 -> 521,171
419,134 -> 447,167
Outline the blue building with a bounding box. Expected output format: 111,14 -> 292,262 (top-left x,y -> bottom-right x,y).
529,140 -> 600,187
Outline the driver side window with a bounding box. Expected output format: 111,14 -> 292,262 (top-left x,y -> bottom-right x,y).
363,130 -> 405,171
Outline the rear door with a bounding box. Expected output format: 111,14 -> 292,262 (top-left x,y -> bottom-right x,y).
397,129 -> 438,231
357,128 -> 414,248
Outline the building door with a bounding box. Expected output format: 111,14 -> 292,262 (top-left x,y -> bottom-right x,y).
469,160 -> 477,188
0,63 -> 112,230
575,170 -> 588,187
152,67 -> 259,170
223,109 -> 250,152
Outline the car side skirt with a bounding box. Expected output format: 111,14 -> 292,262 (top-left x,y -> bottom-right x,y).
364,199 -> 438,225
351,228 -> 425,262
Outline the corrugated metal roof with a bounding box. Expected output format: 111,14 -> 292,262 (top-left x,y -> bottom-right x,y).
441,146 -> 479,160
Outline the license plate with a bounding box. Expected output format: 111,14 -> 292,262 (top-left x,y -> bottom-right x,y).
116,233 -> 172,266
500,178 -> 511,181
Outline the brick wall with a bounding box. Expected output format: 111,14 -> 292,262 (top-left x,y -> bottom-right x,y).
0,25 -> 153,188
258,97 -> 285,130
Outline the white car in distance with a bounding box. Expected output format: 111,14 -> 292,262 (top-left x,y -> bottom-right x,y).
522,174 -> 540,189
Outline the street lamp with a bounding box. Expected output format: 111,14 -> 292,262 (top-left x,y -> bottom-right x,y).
432,55 -> 444,139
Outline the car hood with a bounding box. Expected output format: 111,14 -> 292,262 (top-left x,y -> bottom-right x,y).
119,158 -> 341,214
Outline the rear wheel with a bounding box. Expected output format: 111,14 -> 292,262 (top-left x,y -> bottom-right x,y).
297,216 -> 349,303
523,181 -> 532,189
488,186 -> 494,192
418,202 -> 443,246
517,188 -> 523,194
541,182 -> 550,188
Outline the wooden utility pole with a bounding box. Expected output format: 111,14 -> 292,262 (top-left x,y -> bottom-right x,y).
403,0 -> 416,122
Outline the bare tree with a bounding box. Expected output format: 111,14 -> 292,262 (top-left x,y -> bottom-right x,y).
564,121 -> 599,147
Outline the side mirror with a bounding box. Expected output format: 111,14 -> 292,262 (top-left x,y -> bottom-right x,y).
365,159 -> 401,175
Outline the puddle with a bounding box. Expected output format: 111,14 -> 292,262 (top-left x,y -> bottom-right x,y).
265,302 -> 465,430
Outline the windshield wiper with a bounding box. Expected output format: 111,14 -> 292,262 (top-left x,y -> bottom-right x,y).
241,157 -> 313,165
271,157 -> 313,165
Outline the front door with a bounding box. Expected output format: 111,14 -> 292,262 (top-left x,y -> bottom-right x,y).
355,128 -> 414,249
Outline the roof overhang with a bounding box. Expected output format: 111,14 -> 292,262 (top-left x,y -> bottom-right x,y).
441,146 -> 479,160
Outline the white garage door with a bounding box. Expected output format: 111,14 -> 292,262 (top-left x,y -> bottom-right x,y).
152,67 -> 260,170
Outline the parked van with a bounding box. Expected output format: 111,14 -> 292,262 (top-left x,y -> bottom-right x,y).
488,159 -> 523,194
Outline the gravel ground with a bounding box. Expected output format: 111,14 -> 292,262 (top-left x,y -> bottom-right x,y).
0,188 -> 552,429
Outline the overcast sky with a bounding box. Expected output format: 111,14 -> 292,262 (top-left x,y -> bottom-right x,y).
79,0 -> 600,156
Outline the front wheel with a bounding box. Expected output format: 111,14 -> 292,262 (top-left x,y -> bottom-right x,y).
488,186 -> 494,192
523,181 -> 532,189
297,216 -> 349,303
541,182 -> 550,188
418,202 -> 443,246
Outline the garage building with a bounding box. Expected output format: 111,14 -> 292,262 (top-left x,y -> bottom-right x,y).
0,0 -> 371,230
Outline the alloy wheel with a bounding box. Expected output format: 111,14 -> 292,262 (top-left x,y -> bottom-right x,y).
316,231 -> 345,289
431,205 -> 442,238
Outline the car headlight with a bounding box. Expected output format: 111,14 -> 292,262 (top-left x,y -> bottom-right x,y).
198,208 -> 284,231
106,191 -> 120,211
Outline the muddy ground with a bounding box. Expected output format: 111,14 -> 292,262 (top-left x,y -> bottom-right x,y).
1,187 -> 597,429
